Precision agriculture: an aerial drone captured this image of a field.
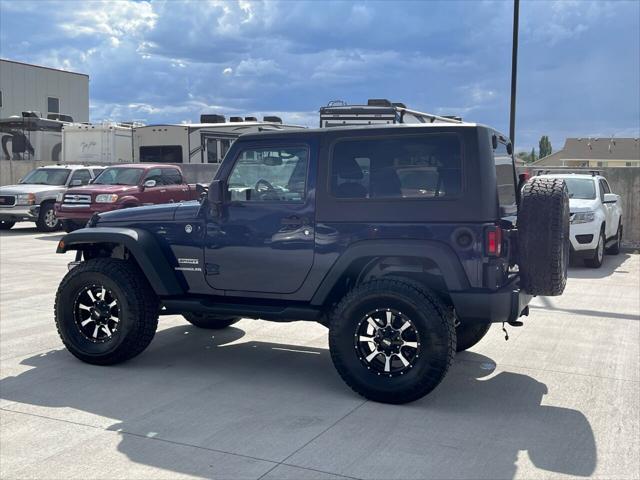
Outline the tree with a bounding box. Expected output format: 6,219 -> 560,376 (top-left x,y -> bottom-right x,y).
539,136 -> 552,159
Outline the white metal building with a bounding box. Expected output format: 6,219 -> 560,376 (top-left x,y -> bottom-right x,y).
0,59 -> 89,123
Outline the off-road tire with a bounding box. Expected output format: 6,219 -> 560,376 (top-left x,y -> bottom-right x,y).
182,313 -> 239,329
55,258 -> 159,365
35,202 -> 60,232
456,321 -> 491,352
62,219 -> 83,233
606,225 -> 622,255
0,220 -> 15,230
329,278 -> 456,404
584,229 -> 605,268
518,177 -> 570,296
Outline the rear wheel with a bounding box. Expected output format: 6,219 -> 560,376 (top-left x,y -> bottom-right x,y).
517,177 -> 570,296
0,220 -> 15,230
182,313 -> 239,329
329,278 -> 455,404
584,230 -> 605,268
55,258 -> 159,365
456,320 -> 491,352
36,202 -> 60,232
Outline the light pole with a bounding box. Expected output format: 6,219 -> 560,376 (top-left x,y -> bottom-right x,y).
509,0 -> 520,148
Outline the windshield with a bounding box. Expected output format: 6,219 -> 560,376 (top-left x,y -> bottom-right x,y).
93,167 -> 144,186
563,178 -> 596,199
20,168 -> 70,186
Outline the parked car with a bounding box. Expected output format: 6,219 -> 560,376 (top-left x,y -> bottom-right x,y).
55,164 -> 204,232
54,122 -> 569,404
537,172 -> 623,268
0,165 -> 103,231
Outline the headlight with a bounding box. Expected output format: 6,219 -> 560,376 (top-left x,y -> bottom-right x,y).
95,194 -> 119,203
16,193 -> 36,205
56,193 -> 64,202
571,211 -> 595,224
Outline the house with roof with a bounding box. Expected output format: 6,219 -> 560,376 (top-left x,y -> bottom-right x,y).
532,137 -> 640,167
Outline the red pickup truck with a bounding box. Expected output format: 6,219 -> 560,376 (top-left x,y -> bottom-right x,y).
55,164 -> 203,231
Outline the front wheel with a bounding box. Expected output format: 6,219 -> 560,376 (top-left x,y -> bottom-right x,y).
329,278 -> 455,404
606,225 -> 622,255
584,230 -> 605,268
182,313 -> 239,329
36,203 -> 60,232
0,220 -> 15,230
456,320 -> 491,352
55,258 -> 159,365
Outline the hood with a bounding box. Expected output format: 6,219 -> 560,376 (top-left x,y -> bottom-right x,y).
0,184 -> 62,195
96,202 -> 181,224
66,184 -> 139,195
569,198 -> 599,213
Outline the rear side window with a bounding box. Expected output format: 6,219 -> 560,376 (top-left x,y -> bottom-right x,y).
140,146 -> 183,163
493,140 -> 517,216
330,134 -> 462,199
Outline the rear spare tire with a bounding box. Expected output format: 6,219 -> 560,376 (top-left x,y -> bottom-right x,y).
517,177 -> 570,296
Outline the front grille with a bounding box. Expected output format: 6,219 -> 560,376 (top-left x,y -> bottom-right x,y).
576,234 -> 594,244
63,194 -> 91,204
0,195 -> 16,207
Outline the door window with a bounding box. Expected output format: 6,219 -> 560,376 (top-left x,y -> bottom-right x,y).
143,168 -> 163,185
228,146 -> 308,202
69,169 -> 92,185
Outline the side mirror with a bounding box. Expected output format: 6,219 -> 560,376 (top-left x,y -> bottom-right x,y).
70,179 -> 82,186
208,179 -> 226,208
143,179 -> 156,188
507,143 -> 513,155
603,193 -> 618,204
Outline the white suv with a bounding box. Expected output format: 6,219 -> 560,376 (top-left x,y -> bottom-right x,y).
538,173 -> 623,268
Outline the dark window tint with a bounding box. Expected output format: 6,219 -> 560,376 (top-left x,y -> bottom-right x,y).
70,169 -> 92,185
144,168 -> 163,184
140,145 -> 183,163
94,167 -> 144,185
47,97 -> 59,114
206,138 -> 218,163
331,134 -> 462,199
493,140 -> 517,216
599,179 -> 611,194
161,168 -> 183,185
228,146 -> 308,202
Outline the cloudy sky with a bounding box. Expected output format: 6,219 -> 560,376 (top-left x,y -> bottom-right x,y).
1,0 -> 638,152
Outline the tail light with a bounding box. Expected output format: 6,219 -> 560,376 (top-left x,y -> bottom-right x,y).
485,226 -> 503,256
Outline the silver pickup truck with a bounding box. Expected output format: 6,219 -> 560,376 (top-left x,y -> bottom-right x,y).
0,165 -> 103,232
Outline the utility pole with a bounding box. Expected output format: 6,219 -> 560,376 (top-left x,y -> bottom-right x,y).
509,0 -> 520,148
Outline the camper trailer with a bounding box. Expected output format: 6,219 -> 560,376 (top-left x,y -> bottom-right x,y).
133,115 -> 305,164
62,122 -> 140,164
319,99 -> 462,128
0,112 -> 73,163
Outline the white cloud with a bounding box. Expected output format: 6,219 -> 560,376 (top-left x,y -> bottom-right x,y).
222,67 -> 233,75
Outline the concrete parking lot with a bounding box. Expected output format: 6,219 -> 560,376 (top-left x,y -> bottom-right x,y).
0,225 -> 638,480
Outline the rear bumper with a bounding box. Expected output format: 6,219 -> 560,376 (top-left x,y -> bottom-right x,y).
450,277 -> 532,324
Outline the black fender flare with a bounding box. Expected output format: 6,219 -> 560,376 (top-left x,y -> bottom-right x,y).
310,239 -> 470,305
57,227 -> 183,296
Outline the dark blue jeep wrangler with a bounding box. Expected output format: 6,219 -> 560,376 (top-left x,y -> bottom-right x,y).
55,123 -> 570,404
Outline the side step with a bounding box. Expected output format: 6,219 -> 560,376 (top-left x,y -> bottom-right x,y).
161,298 -> 323,322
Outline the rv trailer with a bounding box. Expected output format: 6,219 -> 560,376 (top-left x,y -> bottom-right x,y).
0,112 -> 73,163
133,115 -> 305,164
319,99 -> 463,128
62,122 -> 141,164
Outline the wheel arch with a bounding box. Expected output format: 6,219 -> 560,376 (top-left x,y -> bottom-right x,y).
310,240 -> 469,307
57,227 -> 183,296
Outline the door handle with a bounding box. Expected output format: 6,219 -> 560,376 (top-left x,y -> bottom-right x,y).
281,216 -> 307,226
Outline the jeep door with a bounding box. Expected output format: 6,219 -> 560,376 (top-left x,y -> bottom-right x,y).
204,142 -> 315,294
